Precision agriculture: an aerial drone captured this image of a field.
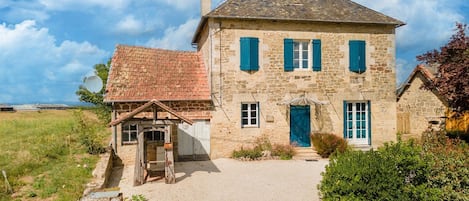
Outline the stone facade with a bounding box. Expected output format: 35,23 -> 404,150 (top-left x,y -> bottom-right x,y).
198,19 -> 398,158
397,73 -> 446,139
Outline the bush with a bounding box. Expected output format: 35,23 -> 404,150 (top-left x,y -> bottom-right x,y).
232,146 -> 262,159
72,110 -> 107,154
311,133 -> 348,158
272,144 -> 296,160
319,140 -> 441,201
422,130 -> 469,200
232,136 -> 296,160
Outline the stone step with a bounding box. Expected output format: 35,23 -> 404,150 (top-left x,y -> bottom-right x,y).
293,147 -> 322,161
352,145 -> 373,151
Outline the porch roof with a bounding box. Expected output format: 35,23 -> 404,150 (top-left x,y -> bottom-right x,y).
109,99 -> 193,127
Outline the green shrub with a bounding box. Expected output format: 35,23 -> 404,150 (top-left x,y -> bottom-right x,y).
232,136 -> 296,160
72,110 -> 107,154
422,130 -> 469,200
232,146 -> 262,159
271,144 -> 296,160
319,141 -> 441,201
311,133 -> 348,158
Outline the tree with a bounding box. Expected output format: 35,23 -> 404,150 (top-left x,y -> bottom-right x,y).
76,59 -> 111,122
417,23 -> 469,113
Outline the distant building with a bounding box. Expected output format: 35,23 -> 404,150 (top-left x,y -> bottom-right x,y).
0,104 -> 15,112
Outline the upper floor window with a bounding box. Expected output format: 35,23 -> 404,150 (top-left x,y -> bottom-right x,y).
122,123 -> 138,144
241,102 -> 259,128
294,41 -> 309,69
284,38 -> 322,72
349,40 -> 366,73
240,37 -> 259,71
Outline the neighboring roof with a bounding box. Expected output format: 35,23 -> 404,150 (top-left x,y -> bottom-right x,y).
104,45 -> 211,102
109,99 -> 193,126
396,65 -> 447,105
193,0 -> 405,43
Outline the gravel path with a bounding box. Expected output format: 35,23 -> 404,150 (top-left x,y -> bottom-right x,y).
116,158 -> 328,201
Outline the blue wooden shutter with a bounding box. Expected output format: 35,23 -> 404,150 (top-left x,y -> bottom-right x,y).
312,39 -> 321,71
240,37 -> 259,71
284,38 -> 294,71
349,40 -> 366,73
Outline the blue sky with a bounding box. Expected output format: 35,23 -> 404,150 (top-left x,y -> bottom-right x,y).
0,0 -> 467,104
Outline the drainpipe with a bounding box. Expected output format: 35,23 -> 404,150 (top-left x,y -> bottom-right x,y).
112,102 -> 118,153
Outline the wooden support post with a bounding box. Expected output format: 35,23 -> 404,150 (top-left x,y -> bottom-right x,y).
134,131 -> 146,186
164,126 -> 176,184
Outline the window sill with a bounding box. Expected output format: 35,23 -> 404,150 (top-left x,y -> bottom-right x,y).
122,141 -> 137,145
242,125 -> 259,128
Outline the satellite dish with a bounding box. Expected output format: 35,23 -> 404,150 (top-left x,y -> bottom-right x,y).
83,75 -> 103,93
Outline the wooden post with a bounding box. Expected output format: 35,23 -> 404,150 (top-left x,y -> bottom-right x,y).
164,126 -> 176,184
134,131 -> 146,186
2,170 -> 12,194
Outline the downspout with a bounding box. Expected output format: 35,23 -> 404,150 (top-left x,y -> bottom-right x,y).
219,22 -> 222,107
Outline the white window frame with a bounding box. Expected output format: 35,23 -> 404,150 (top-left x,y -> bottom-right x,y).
241,102 -> 259,128
345,101 -> 369,145
122,123 -> 138,144
293,40 -> 310,70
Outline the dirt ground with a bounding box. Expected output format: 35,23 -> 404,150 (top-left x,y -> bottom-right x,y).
112,158 -> 329,201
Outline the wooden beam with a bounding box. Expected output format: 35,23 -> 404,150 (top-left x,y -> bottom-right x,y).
164,126 -> 176,184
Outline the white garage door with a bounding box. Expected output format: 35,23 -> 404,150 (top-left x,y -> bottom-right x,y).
177,120 -> 210,160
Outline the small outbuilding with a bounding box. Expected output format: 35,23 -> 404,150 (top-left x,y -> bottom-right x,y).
396,65 -> 448,139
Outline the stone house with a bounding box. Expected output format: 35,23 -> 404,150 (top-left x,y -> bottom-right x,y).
396,65 -> 448,139
105,0 -> 405,165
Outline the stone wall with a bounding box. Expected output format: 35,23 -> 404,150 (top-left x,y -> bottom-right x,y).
198,19 -> 398,158
111,101 -> 212,165
397,74 -> 446,139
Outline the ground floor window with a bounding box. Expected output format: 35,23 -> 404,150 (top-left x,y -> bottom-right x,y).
122,123 -> 138,143
344,101 -> 370,145
241,102 -> 259,127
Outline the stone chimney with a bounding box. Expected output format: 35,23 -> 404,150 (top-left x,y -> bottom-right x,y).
201,0 -> 211,16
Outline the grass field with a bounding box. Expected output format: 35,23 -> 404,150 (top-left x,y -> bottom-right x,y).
0,110 -> 108,201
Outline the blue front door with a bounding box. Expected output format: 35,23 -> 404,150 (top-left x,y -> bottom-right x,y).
290,106 -> 311,147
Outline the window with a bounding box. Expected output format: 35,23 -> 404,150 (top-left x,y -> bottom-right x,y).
241,102 -> 259,127
349,40 -> 366,73
294,41 -> 309,69
122,123 -> 138,143
284,38 -> 322,71
240,37 -> 259,71
144,130 -> 165,142
343,101 -> 371,145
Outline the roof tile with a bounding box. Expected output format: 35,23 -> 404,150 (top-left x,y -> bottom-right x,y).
104,45 -> 211,102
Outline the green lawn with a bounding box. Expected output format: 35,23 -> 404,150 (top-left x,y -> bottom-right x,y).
0,110 -> 108,201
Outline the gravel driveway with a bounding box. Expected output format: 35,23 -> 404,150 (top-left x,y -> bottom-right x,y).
115,158 -> 328,201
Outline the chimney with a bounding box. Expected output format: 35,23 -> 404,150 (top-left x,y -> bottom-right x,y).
201,0 -> 211,16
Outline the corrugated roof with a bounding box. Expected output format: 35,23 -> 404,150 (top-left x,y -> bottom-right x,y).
193,0 -> 404,43
104,45 -> 211,102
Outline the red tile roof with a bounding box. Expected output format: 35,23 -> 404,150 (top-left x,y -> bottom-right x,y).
104,45 -> 211,102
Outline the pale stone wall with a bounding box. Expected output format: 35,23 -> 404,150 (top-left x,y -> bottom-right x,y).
397,74 -> 446,139
198,19 -> 398,158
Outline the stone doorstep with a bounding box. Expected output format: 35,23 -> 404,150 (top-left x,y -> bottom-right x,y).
293,147 -> 322,161
351,144 -> 373,151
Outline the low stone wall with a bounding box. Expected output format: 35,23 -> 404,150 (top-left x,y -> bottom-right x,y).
81,147 -> 120,200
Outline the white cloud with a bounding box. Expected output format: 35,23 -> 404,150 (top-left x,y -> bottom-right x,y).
354,0 -> 464,51
156,0 -> 199,11
39,0 -> 130,11
0,20 -> 109,103
145,18 -> 198,50
115,15 -> 147,35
